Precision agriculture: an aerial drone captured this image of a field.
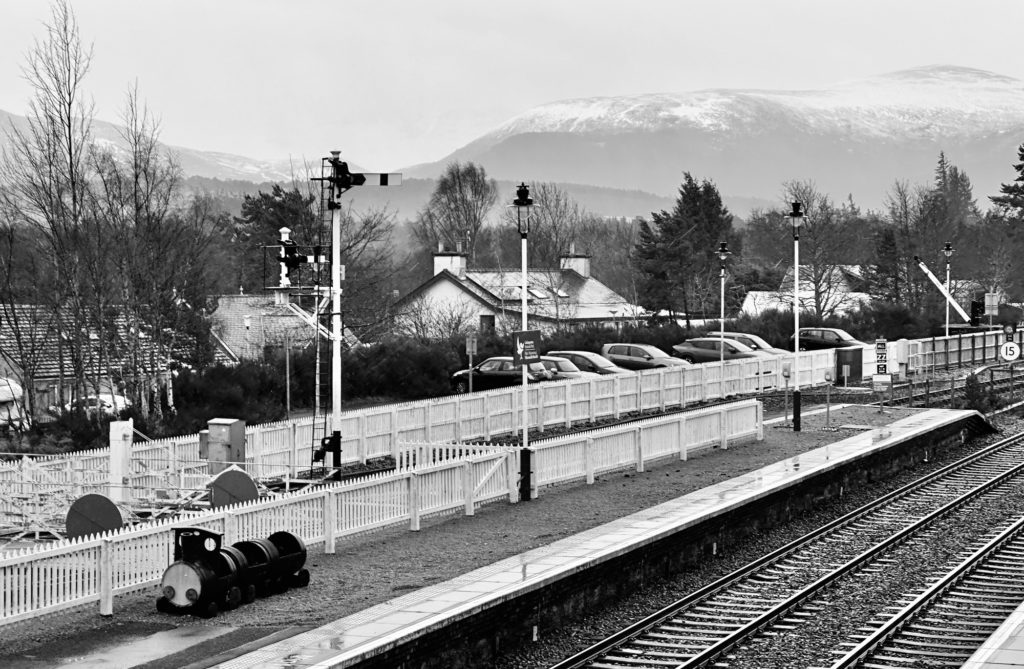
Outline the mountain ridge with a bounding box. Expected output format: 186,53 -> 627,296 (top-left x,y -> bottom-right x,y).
402,65 -> 1024,211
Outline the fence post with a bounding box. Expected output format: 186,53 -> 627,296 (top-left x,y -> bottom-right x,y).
424,404 -> 431,444
323,489 -> 336,554
390,406 -> 400,460
660,368 -> 667,411
409,472 -> 421,531
519,448 -> 535,501
537,386 -> 545,433
455,397 -> 463,441
634,427 -> 644,473
679,413 -> 688,461
289,423 -> 298,491
463,461 -> 474,516
564,385 -> 572,429
99,538 -> 113,616
507,450 -> 520,504
585,437 -> 595,484
756,401 -> 764,441
613,376 -> 621,419
589,382 -> 597,422
223,511 -> 238,546
720,407 -> 728,450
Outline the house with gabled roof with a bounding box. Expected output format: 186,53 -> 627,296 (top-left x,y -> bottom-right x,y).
393,244 -> 646,337
0,303 -> 192,420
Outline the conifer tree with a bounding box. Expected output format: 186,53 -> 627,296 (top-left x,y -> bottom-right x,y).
990,143 -> 1024,216
633,173 -> 733,328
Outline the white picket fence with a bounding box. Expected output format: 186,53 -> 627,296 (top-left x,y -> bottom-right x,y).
0,354 -> 828,519
0,399 -> 761,627
2,327 -> 1006,525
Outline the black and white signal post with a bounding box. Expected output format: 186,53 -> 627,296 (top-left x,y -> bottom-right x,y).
316,152 -> 400,475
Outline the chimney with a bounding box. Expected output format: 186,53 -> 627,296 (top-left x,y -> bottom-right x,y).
559,242 -> 591,278
433,241 -> 468,279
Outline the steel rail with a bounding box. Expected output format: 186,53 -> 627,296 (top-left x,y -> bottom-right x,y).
830,514 -> 1024,668
549,429 -> 1024,669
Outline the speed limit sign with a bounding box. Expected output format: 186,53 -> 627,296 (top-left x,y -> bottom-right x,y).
1000,341 -> 1021,361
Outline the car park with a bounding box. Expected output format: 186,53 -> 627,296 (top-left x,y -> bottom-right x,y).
545,350 -> 633,375
450,356 -> 551,393
671,337 -> 764,363
600,343 -> 691,371
719,332 -> 790,356
791,327 -> 868,351
539,356 -> 600,380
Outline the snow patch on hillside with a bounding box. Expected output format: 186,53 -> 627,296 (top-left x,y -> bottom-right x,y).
488,65 -> 1024,142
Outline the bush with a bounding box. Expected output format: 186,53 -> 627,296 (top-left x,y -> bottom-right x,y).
957,373 -> 1003,413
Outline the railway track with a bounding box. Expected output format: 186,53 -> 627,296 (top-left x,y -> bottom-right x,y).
549,427 -> 1024,669
829,514 -> 1024,668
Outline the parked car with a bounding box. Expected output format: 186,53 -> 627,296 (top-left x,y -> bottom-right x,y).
545,350 -> 633,375
539,356 -> 600,381
600,343 -> 691,371
451,356 -> 552,393
671,337 -> 762,364
56,393 -> 133,418
791,327 -> 869,351
719,332 -> 791,356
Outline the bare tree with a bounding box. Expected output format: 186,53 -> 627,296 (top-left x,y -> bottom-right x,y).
412,162 -> 497,260
780,181 -> 865,318
0,0 -> 98,411
394,294 -> 476,341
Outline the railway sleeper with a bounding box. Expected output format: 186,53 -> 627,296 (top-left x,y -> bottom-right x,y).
903,629 -> 992,642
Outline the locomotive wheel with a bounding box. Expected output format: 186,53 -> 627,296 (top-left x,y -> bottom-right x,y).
225,586 -> 242,610
198,601 -> 219,619
243,584 -> 256,604
290,569 -> 311,588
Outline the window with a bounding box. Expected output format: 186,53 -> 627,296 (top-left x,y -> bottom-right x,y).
609,345 -> 626,355
479,360 -> 501,372
500,361 -> 514,371
479,314 -> 495,332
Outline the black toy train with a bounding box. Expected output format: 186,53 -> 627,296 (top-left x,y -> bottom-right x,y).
157,527 -> 310,617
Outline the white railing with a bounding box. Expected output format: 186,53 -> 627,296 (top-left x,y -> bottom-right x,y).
1,358 -> 812,520
0,399 -> 761,627
9,328 -> 1002,520
863,329 -> 1010,377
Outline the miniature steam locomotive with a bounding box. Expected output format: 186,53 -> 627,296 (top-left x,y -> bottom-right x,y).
157,527 -> 310,617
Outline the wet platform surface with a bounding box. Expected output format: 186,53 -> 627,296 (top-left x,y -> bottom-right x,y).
211,407 -> 971,669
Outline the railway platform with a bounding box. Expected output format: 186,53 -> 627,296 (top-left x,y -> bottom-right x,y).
209,407 -> 983,669
965,603 -> 1024,667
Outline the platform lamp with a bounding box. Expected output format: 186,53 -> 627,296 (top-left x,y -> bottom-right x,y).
943,242 -> 954,338
512,183 -> 533,456
788,202 -> 805,432
716,242 -> 732,372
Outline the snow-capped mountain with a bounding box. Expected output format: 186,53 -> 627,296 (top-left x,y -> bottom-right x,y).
404,66 -> 1024,211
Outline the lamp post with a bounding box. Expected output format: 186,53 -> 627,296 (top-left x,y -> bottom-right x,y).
788,202 -> 804,432
512,183 -> 533,455
716,242 -> 732,369
943,242 -> 954,338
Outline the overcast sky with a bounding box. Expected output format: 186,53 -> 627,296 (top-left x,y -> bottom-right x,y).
1,0 -> 1022,171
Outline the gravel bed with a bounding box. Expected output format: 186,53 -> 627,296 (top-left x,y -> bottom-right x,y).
728,438 -> 1024,669
492,413 -> 1024,669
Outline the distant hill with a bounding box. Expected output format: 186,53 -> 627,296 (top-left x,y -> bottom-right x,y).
400,66 -> 1024,212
